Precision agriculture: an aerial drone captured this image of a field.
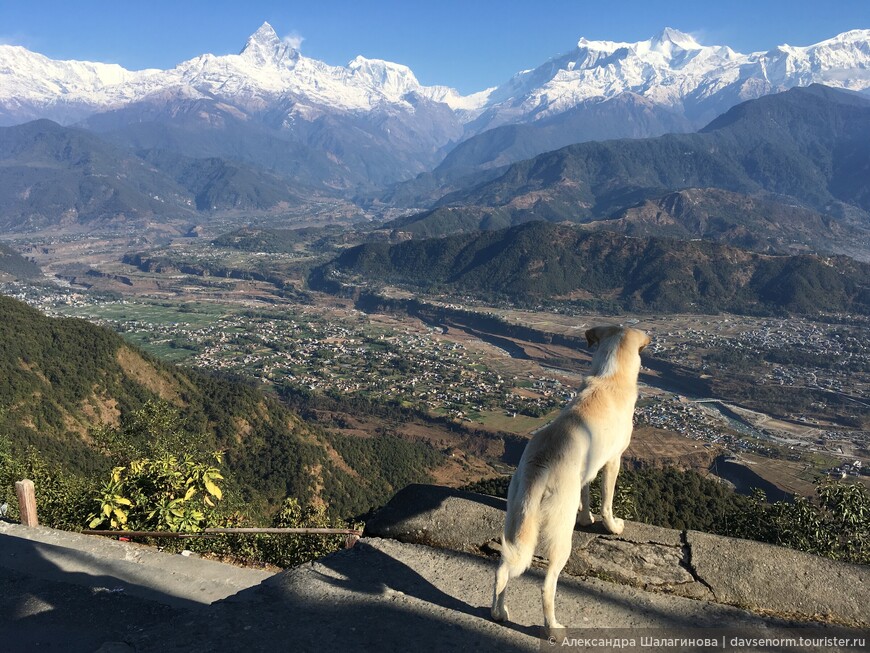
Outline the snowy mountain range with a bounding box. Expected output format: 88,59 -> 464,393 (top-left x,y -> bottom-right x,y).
1,23 -> 869,189
474,27 -> 870,131
0,23 -> 483,126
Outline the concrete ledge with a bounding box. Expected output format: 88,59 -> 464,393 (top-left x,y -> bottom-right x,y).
365,484 -> 870,627
3,487 -> 868,651
0,520 -> 273,608
364,484 -> 506,552
686,529 -> 870,625
131,538 -> 867,652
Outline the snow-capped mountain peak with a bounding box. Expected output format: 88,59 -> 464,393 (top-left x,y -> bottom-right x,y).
243,22 -> 282,50
575,28 -> 701,57
0,22 -> 485,125
176,25 -> 485,112
650,27 -> 702,52
346,56 -> 421,99
239,21 -> 298,67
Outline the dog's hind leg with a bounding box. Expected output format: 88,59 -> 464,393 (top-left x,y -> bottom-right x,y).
494,476 -> 545,623
492,537 -> 535,622
492,522 -> 538,622
600,455 -> 625,535
541,517 -> 574,633
577,482 -> 594,526
491,558 -> 512,622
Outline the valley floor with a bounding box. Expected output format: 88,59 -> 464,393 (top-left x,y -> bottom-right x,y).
3,231 -> 869,498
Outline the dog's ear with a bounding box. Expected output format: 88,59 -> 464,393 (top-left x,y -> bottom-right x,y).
585,326 -> 615,348
638,333 -> 651,353
585,327 -> 600,347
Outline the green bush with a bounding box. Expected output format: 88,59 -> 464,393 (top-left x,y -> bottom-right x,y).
82,401 -> 355,567
85,400 -> 224,532
86,452 -> 224,533
0,436 -> 93,530
259,498 -> 352,566
2,400 -> 349,568
736,481 -> 870,564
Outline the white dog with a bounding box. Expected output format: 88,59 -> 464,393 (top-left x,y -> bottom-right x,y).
491,325 -> 650,632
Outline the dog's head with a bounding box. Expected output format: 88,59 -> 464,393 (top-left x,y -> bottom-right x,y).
585,325 -> 650,353
585,325 -> 650,379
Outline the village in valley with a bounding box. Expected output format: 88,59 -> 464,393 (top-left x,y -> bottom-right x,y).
2,229 -> 868,500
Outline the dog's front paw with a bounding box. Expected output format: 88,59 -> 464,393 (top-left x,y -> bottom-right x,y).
544,621 -> 566,639
491,604 -> 510,622
578,510 -> 595,526
604,517 -> 624,535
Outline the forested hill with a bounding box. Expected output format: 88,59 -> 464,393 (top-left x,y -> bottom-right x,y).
444,85 -> 870,215
312,221 -> 870,314
0,295 -> 442,516
0,242 -> 41,279
390,86 -> 870,258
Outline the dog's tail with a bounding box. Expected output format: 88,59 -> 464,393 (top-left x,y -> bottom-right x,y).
500,474 -> 547,578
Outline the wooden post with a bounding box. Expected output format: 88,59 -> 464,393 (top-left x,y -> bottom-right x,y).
345,533 -> 360,549
15,479 -> 38,527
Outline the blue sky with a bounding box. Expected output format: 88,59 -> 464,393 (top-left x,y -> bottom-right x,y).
2,1 -> 869,94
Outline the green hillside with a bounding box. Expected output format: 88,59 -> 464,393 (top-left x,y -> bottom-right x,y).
138,149 -> 299,212
0,295 -> 442,517
599,188 -> 862,255
390,86 -> 870,257
313,221 -> 870,314
0,242 -> 41,279
448,85 -> 870,216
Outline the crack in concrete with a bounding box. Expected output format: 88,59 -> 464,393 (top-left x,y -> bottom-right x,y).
487,532 -> 713,593
603,536 -> 681,549
679,530 -> 717,600
604,536 -> 701,587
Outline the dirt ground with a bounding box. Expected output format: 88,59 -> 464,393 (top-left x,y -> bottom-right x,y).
626,427 -> 721,473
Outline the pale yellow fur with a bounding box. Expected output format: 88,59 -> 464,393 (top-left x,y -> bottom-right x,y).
491,326 -> 650,633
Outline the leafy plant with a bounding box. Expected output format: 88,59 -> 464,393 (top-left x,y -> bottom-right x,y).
754,479 -> 870,563
81,400 -> 354,566
255,497 -> 358,567
87,452 -> 224,533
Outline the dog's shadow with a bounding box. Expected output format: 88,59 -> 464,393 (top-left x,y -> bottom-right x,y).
310,542 -> 542,639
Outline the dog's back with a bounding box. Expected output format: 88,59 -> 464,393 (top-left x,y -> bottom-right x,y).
492,325 -> 650,631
